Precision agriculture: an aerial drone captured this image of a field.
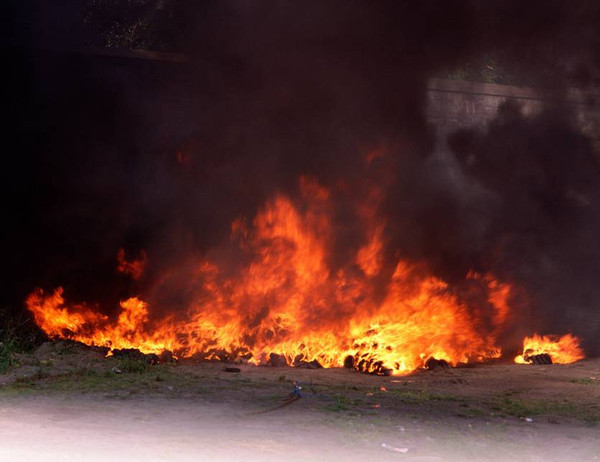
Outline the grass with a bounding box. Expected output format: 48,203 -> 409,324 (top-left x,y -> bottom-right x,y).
0,307 -> 47,373
3,363 -> 186,396
2,342 -> 599,426
493,397 -> 578,418
116,358 -> 150,374
387,389 -> 460,404
456,407 -> 487,418
323,394 -> 351,412
570,378 -> 600,385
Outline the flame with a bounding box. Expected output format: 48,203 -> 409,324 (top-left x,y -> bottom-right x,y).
514,333 -> 585,364
27,289 -> 179,355
26,287 -> 107,337
27,176 -> 520,374
116,248 -> 147,280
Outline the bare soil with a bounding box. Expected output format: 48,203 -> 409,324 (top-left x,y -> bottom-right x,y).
0,343 -> 599,461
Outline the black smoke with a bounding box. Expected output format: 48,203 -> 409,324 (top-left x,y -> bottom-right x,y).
3,1 -> 600,354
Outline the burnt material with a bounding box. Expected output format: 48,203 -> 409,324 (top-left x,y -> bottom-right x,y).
111,348 -> 158,365
425,358 -> 450,370
293,357 -> 323,369
353,354 -> 393,376
343,355 -> 355,369
269,353 -> 288,367
267,353 -> 323,369
526,353 -> 553,365
91,346 -> 111,356
224,367 -> 241,373
158,350 -> 175,364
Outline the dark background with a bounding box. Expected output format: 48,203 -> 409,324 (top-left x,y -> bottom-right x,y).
3,1 -> 600,354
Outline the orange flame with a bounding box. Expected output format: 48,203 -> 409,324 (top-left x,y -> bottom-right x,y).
514,333 -> 585,364
27,176 -> 518,375
27,289 -> 179,355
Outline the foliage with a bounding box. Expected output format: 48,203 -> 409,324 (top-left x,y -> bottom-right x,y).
84,0 -> 154,49
0,337 -> 18,373
0,307 -> 47,373
570,377 -> 600,385
81,0 -> 205,51
117,357 -> 149,374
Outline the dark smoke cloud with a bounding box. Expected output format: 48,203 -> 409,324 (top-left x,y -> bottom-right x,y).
4,1 -> 600,353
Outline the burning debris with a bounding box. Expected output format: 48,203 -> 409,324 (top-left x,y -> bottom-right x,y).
111,348 -> 159,365
268,353 -> 288,368
523,353 -> 553,365
12,3 -> 600,379
424,358 -> 450,370
514,334 -> 585,365
293,357 -> 323,370
25,180 -> 516,377
343,354 -> 392,376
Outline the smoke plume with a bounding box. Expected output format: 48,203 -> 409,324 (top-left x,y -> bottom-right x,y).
4,1 -> 600,354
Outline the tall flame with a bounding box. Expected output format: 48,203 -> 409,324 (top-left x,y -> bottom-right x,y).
27,176 -> 516,375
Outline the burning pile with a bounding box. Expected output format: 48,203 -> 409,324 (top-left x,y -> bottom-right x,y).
514,334 -> 585,365
25,175 -> 585,375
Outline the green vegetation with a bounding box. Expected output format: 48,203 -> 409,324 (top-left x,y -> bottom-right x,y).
570,378 -> 600,385
1,307 -> 47,373
2,363 -> 183,396
116,357 -> 150,374
387,389 -> 460,404
493,397 -> 578,418
0,337 -> 18,373
324,394 -> 352,412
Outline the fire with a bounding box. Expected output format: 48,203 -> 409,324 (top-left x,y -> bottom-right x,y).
116,248 -> 147,280
27,176 -> 519,375
27,289 -> 179,355
514,333 -> 585,365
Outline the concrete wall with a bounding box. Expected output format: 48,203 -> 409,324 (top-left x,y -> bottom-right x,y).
426,78 -> 600,155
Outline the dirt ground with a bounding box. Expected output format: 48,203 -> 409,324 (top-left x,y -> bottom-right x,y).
0,342 -> 599,461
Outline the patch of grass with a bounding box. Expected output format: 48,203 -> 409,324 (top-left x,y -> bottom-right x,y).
388,389 -> 460,404
116,358 -> 149,374
25,366 -> 173,393
494,397 -> 577,418
456,407 -> 487,418
12,366 -> 51,385
69,367 -> 99,377
583,414 -> 600,426
324,395 -> 351,412
0,363 -> 183,397
570,378 -> 599,385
